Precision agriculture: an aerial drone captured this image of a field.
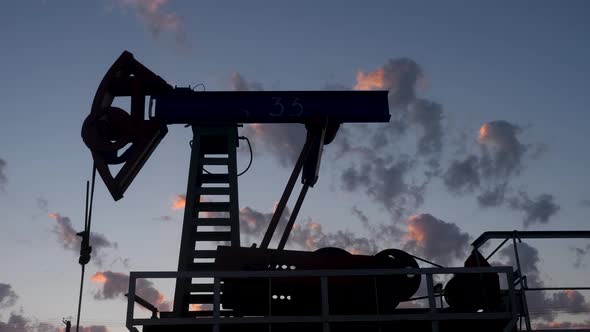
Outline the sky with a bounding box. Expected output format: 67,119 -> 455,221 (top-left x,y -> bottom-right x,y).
1,0 -> 590,331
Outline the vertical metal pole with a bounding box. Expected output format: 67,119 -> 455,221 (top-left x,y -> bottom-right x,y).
521,277 -> 532,332
213,277 -> 220,332
75,265 -> 85,332
268,277 -> 272,332
227,127 -> 241,247
321,276 -> 330,332
504,270 -> 518,332
126,273 -> 137,332
512,234 -> 531,331
426,274 -> 438,332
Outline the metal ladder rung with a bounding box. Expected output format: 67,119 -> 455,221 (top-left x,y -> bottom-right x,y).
199,187 -> 230,195
201,157 -> 229,165
193,250 -> 217,258
190,283 -> 215,292
201,173 -> 229,183
197,202 -> 230,212
188,294 -> 214,303
197,218 -> 232,227
194,231 -> 232,242
187,262 -> 216,270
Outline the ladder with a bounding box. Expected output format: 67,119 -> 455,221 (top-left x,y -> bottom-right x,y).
172,125 -> 241,316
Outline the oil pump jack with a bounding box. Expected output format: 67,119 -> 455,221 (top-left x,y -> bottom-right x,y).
81,51 -> 590,332
81,50 -> 419,317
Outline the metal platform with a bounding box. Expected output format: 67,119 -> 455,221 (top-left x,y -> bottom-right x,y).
126,266 -> 518,332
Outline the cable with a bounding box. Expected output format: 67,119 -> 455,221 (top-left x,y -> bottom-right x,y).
74,166 -> 97,332
191,83 -> 206,92
237,136 -> 253,176
75,265 -> 85,332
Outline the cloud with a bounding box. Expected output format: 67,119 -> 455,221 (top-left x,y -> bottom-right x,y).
443,155 -> 480,194
477,184 -> 507,208
351,58 -> 444,162
48,213 -> 116,265
228,60 -> 443,221
0,283 -> 18,309
240,123 -> 306,167
0,158 -> 6,190
332,57 -> 448,221
58,325 -> 110,332
229,72 -> 262,92
289,221 -> 378,255
0,286 -> 106,332
535,320 -> 590,329
442,119 -> 551,211
508,191 -> 560,227
351,206 -> 369,226
340,165 -> 372,192
235,205 -> 294,247
477,120 -> 526,179
0,314 -> 59,332
340,157 -> 426,219
236,205 -> 378,254
411,99 -> 444,158
580,199 -> 590,207
113,0 -> 189,49
353,57 -> 423,108
571,243 -> 590,268
171,195 -> 185,210
403,214 -> 470,266
91,271 -> 171,311
238,206 -> 274,240
154,215 -> 174,222
0,316 -> 108,332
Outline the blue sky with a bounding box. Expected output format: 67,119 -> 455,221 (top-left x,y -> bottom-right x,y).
1,1 -> 590,331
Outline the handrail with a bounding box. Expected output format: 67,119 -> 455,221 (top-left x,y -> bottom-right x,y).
126,266 -> 517,332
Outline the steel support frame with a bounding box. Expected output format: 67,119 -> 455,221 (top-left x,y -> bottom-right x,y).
172,125 -> 241,315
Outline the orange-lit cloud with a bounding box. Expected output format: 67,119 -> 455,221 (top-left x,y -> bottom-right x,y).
91,272 -> 108,284
308,221 -> 321,231
402,214 -> 470,266
406,216 -> 425,243
172,195 -> 186,210
478,123 -> 489,143
171,195 -> 213,211
476,120 -> 522,150
354,68 -> 386,90
92,270 -> 171,311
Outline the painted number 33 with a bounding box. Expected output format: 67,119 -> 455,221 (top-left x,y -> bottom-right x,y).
270,97 -> 304,116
